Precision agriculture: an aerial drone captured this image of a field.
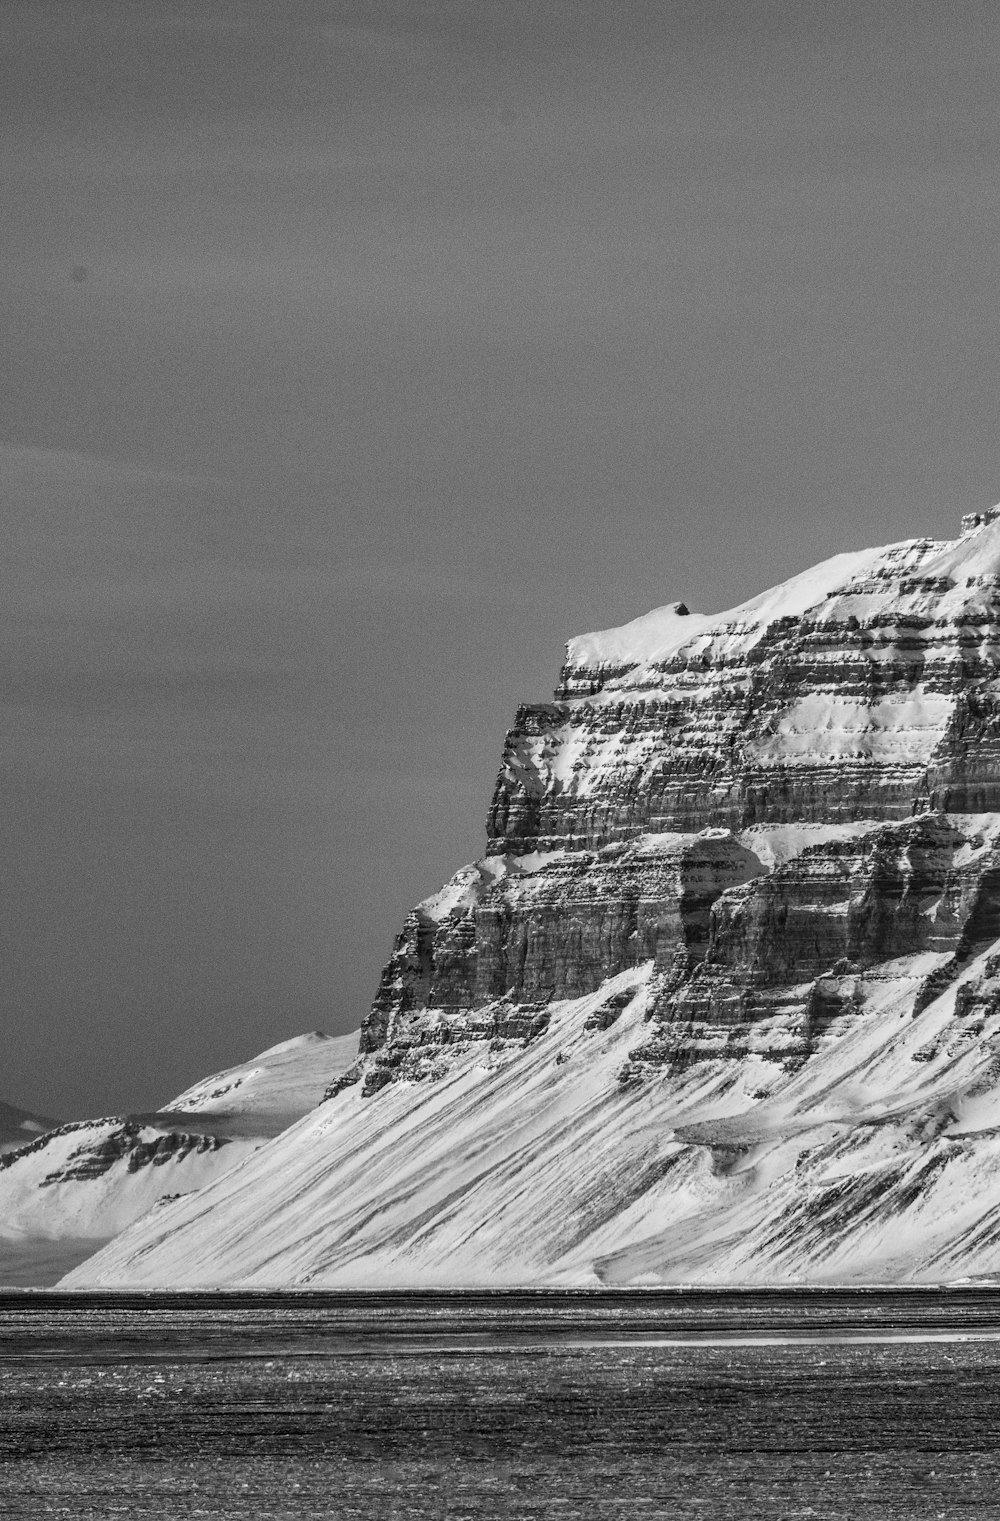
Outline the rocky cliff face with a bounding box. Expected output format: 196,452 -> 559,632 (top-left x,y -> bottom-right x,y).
66,508 -> 1000,1288
348,511 -> 1000,1072
360,832 -> 763,1054
490,516 -> 1000,852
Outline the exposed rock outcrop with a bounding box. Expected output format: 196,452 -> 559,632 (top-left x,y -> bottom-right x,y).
630,813 -> 1000,1070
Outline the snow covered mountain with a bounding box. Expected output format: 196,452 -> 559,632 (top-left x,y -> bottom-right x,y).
0,1030 -> 358,1286
67,507 -> 1000,1287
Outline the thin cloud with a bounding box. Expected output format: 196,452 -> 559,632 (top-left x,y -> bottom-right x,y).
0,442 -> 221,490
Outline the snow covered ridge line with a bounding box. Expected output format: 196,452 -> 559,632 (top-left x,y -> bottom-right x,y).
564,511 -> 1000,676
562,543 -> 900,673
62,503 -> 1000,1288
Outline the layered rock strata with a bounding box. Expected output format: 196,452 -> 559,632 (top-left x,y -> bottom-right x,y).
626,814 -> 1000,1072
360,832 -> 763,1055
490,522 -> 1000,852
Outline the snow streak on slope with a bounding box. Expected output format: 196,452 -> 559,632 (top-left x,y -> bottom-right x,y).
66,968 -> 694,1287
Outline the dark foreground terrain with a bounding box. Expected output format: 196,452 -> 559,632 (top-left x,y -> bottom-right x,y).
2,1290 -> 999,1518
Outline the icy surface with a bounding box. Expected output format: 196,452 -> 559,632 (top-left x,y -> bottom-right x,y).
9,1295 -> 1000,1521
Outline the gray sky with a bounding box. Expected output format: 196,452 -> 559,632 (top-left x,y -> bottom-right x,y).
5,0 -> 1000,1117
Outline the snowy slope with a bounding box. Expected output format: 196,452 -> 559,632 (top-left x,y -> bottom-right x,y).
563,520 -> 1000,682
64,932 -> 1000,1288
163,1030 -> 359,1129
565,544 -> 894,670
0,1119 -> 251,1244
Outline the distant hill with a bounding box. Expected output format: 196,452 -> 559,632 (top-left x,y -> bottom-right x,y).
0,1030 -> 359,1287
0,1100 -> 60,1155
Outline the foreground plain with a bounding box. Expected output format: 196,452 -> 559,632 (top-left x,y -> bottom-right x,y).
2,1290 -> 1000,1518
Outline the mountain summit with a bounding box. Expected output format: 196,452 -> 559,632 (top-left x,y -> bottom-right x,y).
68,509 -> 1000,1286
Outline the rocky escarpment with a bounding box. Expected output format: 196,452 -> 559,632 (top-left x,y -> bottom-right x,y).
347,810 -> 1000,1098
350,511 -> 1000,1075
66,506 -> 1000,1289
24,1121 -> 230,1185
